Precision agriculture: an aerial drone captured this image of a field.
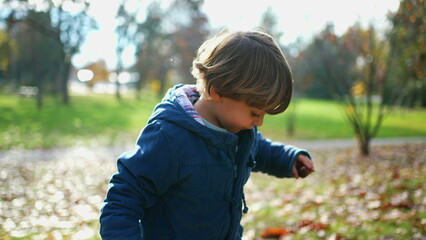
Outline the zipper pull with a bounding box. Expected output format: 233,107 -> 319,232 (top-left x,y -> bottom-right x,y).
233,165 -> 237,178
242,194 -> 249,214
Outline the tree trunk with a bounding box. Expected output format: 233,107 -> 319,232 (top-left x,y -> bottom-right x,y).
356,134 -> 370,156
116,79 -> 121,100
286,102 -> 297,137
36,82 -> 43,109
158,64 -> 168,99
422,81 -> 426,107
115,68 -> 122,100
61,56 -> 71,105
32,30 -> 43,109
35,55 -> 43,109
135,76 -> 142,100
287,115 -> 295,137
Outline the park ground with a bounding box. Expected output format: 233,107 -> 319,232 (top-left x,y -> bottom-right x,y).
1,94 -> 425,239
0,137 -> 425,240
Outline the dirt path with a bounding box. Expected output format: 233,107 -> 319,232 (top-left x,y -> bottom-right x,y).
287,136 -> 426,150
1,137 -> 425,163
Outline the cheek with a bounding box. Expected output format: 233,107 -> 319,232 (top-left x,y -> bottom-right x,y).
221,105 -> 252,127
222,113 -> 243,127
231,115 -> 252,128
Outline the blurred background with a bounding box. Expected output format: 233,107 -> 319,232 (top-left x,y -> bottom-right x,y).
0,0 -> 425,151
0,0 -> 425,239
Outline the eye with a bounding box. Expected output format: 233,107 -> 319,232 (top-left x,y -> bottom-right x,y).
251,111 -> 260,117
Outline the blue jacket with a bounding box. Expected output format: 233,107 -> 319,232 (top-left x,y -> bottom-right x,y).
100,85 -> 310,240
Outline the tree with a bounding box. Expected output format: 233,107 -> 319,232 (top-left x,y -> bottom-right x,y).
132,0 -> 209,98
25,11 -> 63,109
49,3 -> 97,104
258,6 -> 283,43
3,10 -> 63,108
83,60 -> 110,88
258,7 -> 298,136
134,1 -> 165,99
387,0 -> 426,107
168,0 -> 210,85
293,25 -> 336,100
1,0 -> 97,105
342,24 -> 389,155
298,23 -> 391,156
114,0 -> 146,100
0,29 -> 17,83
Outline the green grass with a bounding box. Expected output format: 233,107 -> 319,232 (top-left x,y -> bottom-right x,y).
260,98 -> 352,140
260,98 -> 426,141
0,93 -> 157,149
1,94 -> 425,149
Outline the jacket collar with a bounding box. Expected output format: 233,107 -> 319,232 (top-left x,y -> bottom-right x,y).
149,84 -> 240,148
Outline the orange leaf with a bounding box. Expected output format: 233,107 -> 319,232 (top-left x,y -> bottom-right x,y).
298,220 -> 314,228
357,191 -> 366,198
381,203 -> 392,211
310,222 -> 330,231
381,201 -> 413,210
260,227 -> 293,239
298,220 -> 330,231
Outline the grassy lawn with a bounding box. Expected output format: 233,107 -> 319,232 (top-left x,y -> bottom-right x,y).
0,93 -> 157,149
1,94 -> 425,149
260,98 -> 426,141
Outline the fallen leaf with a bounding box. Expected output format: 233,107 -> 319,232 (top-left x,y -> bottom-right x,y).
260,227 -> 293,239
298,220 -> 330,231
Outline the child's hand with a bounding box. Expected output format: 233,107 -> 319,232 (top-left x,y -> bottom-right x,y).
292,154 -> 315,179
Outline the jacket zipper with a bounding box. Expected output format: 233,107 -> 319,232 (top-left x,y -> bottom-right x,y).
227,138 -> 252,239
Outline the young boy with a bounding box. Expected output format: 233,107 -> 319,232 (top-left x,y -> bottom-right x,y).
100,29 -> 314,240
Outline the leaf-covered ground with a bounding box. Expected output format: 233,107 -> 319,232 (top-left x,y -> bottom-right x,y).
0,143 -> 425,240
244,143 -> 426,240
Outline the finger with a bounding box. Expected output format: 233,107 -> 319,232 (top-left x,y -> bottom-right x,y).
298,155 -> 315,171
292,166 -> 300,179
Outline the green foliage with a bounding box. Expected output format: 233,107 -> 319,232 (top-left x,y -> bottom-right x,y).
258,7 -> 283,43
388,0 -> 426,107
293,21 -> 412,155
0,30 -> 17,77
1,0 -> 97,104
13,11 -> 62,88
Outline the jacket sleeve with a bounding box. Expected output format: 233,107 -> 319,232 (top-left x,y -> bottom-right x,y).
100,122 -> 177,240
252,132 -> 311,178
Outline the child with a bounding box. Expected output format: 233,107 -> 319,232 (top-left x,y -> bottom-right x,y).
100,29 -> 315,240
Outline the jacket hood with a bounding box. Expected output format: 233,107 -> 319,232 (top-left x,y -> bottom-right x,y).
147,84 -> 238,147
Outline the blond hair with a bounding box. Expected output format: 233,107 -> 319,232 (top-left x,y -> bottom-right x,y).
191,29 -> 293,114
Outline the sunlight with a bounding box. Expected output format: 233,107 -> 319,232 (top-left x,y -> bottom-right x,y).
77,69 -> 94,82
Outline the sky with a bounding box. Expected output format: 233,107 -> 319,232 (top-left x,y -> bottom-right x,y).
72,0 -> 401,70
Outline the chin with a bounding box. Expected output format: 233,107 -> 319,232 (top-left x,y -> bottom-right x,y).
228,128 -> 240,133
232,128 -> 250,133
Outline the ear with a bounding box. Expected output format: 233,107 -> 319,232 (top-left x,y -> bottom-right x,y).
209,86 -> 223,102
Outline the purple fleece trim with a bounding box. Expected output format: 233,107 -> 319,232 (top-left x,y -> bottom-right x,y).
175,85 -> 205,126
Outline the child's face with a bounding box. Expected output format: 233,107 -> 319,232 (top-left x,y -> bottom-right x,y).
215,97 -> 265,133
